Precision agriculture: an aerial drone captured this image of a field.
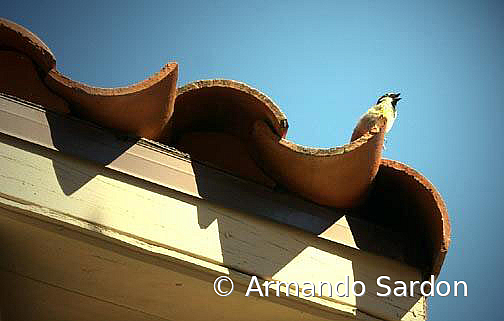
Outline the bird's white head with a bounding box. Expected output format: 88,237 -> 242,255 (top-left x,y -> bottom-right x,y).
377,92 -> 401,111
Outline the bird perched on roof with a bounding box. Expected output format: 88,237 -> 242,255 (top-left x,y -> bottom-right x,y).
350,92 -> 401,142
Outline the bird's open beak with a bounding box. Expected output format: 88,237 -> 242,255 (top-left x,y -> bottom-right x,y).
390,93 -> 401,102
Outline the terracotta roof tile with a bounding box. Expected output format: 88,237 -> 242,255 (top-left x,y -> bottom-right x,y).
355,159 -> 451,277
165,79 -> 289,187
0,18 -> 68,113
0,18 -> 451,276
0,50 -> 69,113
250,118 -> 386,208
177,131 -> 277,188
168,79 -> 288,142
0,18 -> 55,73
383,159 -> 451,277
45,64 -> 178,139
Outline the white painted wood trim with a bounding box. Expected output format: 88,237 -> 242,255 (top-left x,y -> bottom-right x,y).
0,94 -> 426,320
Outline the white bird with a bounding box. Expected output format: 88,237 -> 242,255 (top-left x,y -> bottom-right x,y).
351,92 -> 401,142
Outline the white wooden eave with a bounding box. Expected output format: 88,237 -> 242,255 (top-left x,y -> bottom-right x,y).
0,94 -> 426,321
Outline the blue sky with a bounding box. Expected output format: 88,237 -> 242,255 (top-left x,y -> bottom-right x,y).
4,1 -> 504,320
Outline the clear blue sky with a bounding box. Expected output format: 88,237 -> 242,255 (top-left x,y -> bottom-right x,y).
3,1 -> 503,320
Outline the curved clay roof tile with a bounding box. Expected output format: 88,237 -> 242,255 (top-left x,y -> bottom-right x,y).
250,118 -> 387,208
0,18 -> 55,74
166,79 -> 288,143
374,159 -> 451,277
44,64 -> 178,139
167,79 -> 288,186
0,18 -> 68,113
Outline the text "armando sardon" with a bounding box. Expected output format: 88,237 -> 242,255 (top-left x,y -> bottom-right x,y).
244,275 -> 468,298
